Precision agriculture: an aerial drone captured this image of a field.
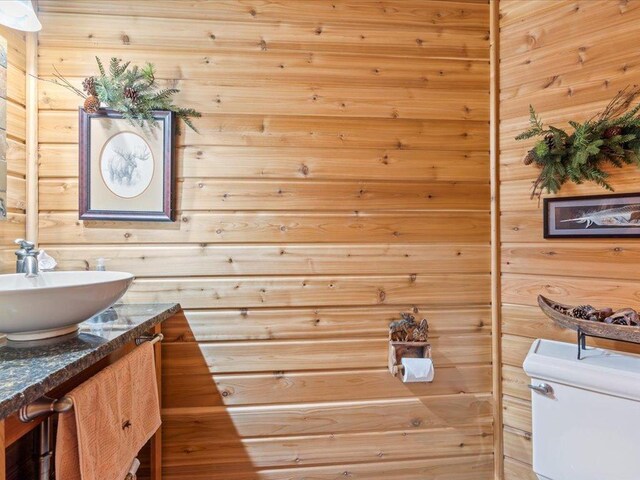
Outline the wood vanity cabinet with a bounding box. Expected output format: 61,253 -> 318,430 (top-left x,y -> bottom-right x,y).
0,423 -> 4,480
0,323 -> 164,480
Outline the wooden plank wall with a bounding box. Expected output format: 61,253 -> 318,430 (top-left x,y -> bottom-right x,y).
0,26 -> 27,273
499,1 -> 640,478
36,1 -> 491,478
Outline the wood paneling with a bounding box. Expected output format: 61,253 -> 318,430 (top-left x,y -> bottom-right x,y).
501,395 -> 530,433
0,26 -> 27,273
501,364 -> 529,401
38,1 -> 490,29
38,211 -> 490,244
161,306 -> 490,342
498,1 -> 640,475
162,365 -> 493,409
161,424 -> 494,469
38,12 -> 489,59
39,77 -> 490,121
39,111 -> 489,149
504,457 -> 537,480
126,274 -> 490,309
161,335 -> 491,374
37,1 -> 490,477
40,178 -> 490,211
39,144 -> 490,181
503,426 -> 532,466
162,393 -> 492,440
44,245 -> 491,276
37,47 -> 490,90
163,455 -> 494,480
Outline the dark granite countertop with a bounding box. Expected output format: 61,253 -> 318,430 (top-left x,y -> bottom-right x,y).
0,303 -> 180,421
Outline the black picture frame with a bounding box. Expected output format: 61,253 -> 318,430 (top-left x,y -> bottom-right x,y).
78,108 -> 175,222
544,192 -> 640,238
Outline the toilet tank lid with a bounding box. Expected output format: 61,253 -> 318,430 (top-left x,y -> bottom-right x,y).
523,339 -> 640,401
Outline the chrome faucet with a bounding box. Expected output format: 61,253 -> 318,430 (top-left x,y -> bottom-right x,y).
15,239 -> 39,277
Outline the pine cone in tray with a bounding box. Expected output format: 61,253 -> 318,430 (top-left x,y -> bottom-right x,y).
589,307 -> 613,322
552,304 -> 570,315
604,308 -> 640,326
567,305 -> 597,320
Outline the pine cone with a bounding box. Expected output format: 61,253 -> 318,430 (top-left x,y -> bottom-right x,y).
543,133 -> 555,150
603,126 -> 623,139
604,308 -> 639,326
523,150 -> 537,165
124,86 -> 139,103
82,76 -> 97,96
552,304 -> 569,315
83,95 -> 100,113
568,305 -> 596,320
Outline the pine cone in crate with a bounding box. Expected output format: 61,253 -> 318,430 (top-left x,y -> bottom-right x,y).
83,95 -> 100,113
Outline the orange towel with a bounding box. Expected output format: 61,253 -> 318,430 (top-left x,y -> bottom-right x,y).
56,342 -> 161,480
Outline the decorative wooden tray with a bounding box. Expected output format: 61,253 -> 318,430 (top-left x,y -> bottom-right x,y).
538,295 -> 640,344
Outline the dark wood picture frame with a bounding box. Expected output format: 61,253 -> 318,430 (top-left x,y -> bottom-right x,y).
544,192 -> 640,238
78,108 -> 175,222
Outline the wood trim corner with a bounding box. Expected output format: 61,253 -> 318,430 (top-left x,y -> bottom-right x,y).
25,29 -> 38,243
490,0 -> 503,478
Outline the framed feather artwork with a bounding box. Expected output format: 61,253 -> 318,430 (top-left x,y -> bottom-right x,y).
544,193 -> 640,238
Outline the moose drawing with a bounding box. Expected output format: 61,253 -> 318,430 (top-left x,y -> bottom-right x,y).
107,146 -> 151,187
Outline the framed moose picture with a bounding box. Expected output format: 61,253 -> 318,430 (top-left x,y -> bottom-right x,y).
78,108 -> 175,221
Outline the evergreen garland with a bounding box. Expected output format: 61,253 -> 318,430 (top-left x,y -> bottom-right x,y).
46,57 -> 201,133
517,87 -> 640,199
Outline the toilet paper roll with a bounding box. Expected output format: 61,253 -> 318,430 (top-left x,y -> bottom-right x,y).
401,357 -> 435,383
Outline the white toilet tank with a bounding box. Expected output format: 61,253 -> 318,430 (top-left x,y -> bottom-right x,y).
523,339 -> 640,480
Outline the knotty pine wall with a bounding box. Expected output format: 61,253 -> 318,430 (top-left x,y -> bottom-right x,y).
499,1 -> 640,478
36,1 -> 492,478
0,27 -> 27,273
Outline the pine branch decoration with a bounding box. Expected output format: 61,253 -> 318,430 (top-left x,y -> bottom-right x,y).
42,56 -> 201,133
517,86 -> 640,199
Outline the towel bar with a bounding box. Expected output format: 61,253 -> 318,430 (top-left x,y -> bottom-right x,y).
19,333 -> 163,423
135,332 -> 163,346
125,457 -> 141,480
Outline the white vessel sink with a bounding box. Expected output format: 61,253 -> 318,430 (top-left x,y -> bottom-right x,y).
0,271 -> 134,341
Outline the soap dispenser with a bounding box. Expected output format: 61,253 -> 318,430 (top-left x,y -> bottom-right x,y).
96,257 -> 106,271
